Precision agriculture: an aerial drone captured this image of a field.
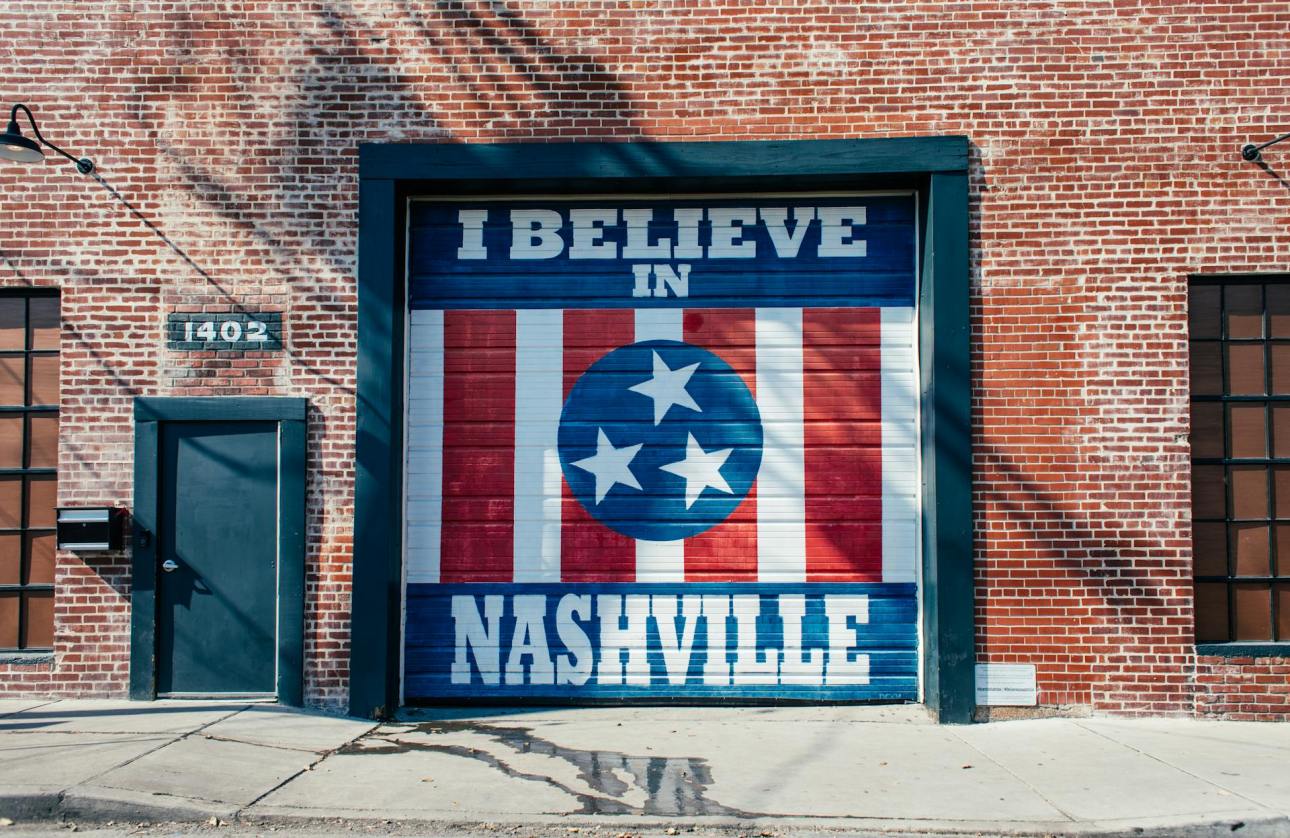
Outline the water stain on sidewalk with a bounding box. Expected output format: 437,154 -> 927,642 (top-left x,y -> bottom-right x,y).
347,720 -> 759,818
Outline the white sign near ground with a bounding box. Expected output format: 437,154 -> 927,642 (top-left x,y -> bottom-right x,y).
975,663 -> 1037,706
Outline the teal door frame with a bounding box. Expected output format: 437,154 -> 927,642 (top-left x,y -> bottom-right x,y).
130,397 -> 307,705
351,137 -> 974,721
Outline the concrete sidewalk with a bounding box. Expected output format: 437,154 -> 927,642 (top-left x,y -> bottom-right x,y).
1,700 -> 1288,837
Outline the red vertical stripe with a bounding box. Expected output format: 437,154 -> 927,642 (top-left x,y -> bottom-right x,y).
682,308 -> 758,582
803,307 -> 882,582
561,309 -> 637,582
440,310 -> 516,582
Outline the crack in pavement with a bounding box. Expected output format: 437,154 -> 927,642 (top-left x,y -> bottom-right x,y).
70,705 -> 254,792
354,720 -> 761,818
1075,721 -> 1282,818
0,699 -> 59,720
236,718 -> 380,815
945,726 -> 1077,823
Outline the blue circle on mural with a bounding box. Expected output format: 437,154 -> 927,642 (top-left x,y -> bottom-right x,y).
558,340 -> 762,541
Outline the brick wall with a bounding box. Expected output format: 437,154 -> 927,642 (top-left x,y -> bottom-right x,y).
1,1 -> 1286,715
1196,656 -> 1290,721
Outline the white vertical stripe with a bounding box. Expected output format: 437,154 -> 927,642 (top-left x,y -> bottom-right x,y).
882,306 -> 918,583
513,309 -> 564,582
634,308 -> 683,342
406,309 -> 443,584
633,307 -> 685,581
755,308 -> 805,582
636,540 -> 685,582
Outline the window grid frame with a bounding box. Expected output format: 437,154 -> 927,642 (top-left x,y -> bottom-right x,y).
1190,277 -> 1290,644
0,291 -> 58,652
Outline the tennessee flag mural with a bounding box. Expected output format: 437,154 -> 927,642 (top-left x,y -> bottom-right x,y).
403,195 -> 919,700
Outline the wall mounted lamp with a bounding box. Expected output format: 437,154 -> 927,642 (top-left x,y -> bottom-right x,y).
0,103 -> 93,174
1242,131 -> 1290,163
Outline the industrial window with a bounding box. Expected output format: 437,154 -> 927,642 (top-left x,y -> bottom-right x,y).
1189,278 -> 1290,643
0,293 -> 58,651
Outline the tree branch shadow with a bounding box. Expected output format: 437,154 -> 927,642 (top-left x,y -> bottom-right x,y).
12,1 -> 760,708
976,449 -> 1193,707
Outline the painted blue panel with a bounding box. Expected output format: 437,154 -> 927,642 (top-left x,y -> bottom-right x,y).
407,195 -> 916,310
404,583 -> 918,700
560,341 -> 762,541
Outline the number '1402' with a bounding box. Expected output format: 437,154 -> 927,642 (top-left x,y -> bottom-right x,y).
183,320 -> 269,343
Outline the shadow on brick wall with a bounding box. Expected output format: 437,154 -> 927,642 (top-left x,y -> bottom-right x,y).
975,450 -> 1193,708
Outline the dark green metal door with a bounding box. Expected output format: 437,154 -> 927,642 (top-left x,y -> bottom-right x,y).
156,421 -> 278,694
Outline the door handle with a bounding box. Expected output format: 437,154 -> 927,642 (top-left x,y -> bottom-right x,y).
161,559 -> 179,573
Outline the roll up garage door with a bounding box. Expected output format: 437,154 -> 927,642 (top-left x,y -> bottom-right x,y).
402,194 -> 920,701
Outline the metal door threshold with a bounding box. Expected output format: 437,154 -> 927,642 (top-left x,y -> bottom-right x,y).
156,692 -> 277,701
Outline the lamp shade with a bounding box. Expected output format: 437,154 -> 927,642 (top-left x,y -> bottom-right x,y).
0,119 -> 45,164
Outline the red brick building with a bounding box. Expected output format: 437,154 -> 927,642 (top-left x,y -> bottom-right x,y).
1,1 -> 1287,721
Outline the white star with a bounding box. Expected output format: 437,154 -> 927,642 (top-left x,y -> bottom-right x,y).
628,351 -> 702,425
570,428 -> 644,504
659,433 -> 735,509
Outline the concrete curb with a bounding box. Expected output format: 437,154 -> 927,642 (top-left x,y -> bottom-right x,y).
0,792 -> 60,821
237,812 -> 1290,838
60,786 -> 239,824
4,790 -> 1287,837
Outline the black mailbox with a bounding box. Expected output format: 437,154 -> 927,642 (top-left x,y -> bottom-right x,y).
56,507 -> 126,551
